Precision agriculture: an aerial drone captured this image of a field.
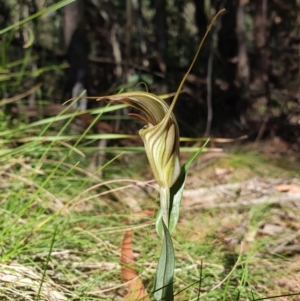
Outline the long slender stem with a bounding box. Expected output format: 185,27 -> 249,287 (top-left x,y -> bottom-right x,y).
160,187 -> 170,229
166,9 -> 226,118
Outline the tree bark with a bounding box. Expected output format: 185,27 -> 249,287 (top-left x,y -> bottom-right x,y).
64,0 -> 84,50
296,0 -> 300,103
252,0 -> 268,94
154,0 -> 167,73
218,1 -> 238,84
124,0 -> 132,81
63,0 -> 87,110
236,0 -> 250,91
193,0 -> 207,39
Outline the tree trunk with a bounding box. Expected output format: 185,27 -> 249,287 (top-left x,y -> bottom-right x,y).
251,0 -> 270,141
216,1 -> 241,124
63,0 -> 87,110
124,0 -> 132,81
236,0 -> 250,91
296,0 -> 300,103
193,0 -> 207,39
154,0 -> 167,73
251,0 -> 268,95
218,1 -> 238,85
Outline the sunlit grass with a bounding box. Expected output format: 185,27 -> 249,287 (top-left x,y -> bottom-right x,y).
1,17 -> 300,298
1,100 -> 300,300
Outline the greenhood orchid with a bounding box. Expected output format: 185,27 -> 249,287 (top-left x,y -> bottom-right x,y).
97,91 -> 181,228
96,10 -> 225,237
96,11 -> 225,301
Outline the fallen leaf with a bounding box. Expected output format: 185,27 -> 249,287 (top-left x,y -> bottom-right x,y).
120,230 -> 150,301
259,223 -> 284,235
276,184 -> 300,193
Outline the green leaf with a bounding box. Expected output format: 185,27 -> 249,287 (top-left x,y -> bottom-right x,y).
169,140 -> 209,233
154,221 -> 174,301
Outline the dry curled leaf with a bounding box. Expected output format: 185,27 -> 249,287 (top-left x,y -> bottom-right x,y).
120,230 -> 150,301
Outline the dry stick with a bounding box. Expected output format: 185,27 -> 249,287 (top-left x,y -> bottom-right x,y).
89,55 -> 165,78
0,83 -> 42,106
183,194 -> 300,210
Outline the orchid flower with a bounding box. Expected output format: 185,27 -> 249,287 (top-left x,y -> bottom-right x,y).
98,91 -> 180,228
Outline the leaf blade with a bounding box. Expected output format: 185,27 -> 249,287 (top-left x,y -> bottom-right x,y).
168,140 -> 209,233
154,222 -> 174,301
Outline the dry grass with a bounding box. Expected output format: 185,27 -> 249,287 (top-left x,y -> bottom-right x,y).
1,110 -> 300,301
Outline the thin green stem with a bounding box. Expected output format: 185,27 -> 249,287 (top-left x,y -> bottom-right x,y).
167,9 -> 226,117
160,187 -> 170,230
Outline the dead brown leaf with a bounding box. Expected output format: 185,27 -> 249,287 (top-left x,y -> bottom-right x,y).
120,230 -> 150,301
276,184 -> 300,193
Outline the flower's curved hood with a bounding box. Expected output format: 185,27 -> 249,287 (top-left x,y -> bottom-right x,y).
98,91 -> 180,189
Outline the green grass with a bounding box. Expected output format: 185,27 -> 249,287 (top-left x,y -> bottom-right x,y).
1,3 -> 300,298
0,105 -> 300,301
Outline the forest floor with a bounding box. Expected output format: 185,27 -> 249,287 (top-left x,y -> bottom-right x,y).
1,123 -> 300,301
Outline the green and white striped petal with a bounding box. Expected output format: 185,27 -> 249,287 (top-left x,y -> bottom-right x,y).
97,91 -> 181,228
98,91 -> 180,190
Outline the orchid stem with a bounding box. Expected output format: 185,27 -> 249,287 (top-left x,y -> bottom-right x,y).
160,187 -> 170,230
